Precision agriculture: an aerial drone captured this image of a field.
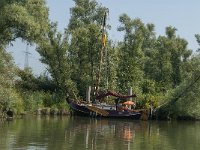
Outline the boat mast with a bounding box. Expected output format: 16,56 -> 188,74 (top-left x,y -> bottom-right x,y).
96,9 -> 108,92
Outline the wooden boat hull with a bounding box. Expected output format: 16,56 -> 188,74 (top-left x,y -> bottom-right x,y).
68,100 -> 142,119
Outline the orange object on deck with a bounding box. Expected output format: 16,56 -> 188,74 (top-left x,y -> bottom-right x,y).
123,101 -> 135,105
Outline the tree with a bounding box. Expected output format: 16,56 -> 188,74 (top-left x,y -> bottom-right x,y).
195,34 -> 200,52
156,26 -> 192,89
142,24 -> 158,81
0,47 -> 23,114
156,55 -> 200,119
37,23 -> 77,101
117,14 -> 146,93
68,0 -> 114,98
0,0 -> 49,46
0,0 -> 50,114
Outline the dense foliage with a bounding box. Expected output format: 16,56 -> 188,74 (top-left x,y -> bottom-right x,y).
0,0 -> 49,45
0,0 -> 49,115
1,0 -> 200,119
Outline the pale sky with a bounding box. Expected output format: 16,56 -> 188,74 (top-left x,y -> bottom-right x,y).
7,0 -> 200,75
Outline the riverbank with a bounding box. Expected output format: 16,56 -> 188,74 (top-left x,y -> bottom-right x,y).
36,107 -> 70,116
1,105 -> 200,121
0,107 -> 70,120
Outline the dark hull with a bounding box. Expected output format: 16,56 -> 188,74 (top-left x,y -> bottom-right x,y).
68,100 -> 142,119
69,101 -> 91,116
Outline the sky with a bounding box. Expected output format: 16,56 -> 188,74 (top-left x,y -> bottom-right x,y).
7,0 -> 200,75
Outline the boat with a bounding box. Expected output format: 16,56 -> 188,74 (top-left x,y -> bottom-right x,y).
66,10 -> 149,120
67,90 -> 149,119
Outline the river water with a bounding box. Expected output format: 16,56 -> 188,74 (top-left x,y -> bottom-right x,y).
0,116 -> 200,150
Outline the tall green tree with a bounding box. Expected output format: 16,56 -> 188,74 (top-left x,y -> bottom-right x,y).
37,23 -> 77,101
0,47 -> 23,113
0,0 -> 49,46
0,0 -> 49,113
142,23 -> 157,80
117,14 -> 146,93
156,54 -> 200,119
68,0 -> 115,98
156,26 -> 192,89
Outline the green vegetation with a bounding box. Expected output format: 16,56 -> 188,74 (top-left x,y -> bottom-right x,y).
1,0 -> 200,119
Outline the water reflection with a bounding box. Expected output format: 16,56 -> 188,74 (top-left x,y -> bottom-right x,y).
65,117 -> 146,150
1,116 -> 200,150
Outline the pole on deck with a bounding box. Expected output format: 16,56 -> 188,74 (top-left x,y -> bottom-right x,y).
128,87 -> 133,101
128,87 -> 133,109
86,86 -> 91,103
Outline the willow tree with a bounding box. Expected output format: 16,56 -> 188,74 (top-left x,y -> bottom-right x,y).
156,34 -> 200,119
68,0 -> 116,98
0,47 -> 24,114
0,0 -> 49,45
37,23 -> 77,101
156,54 -> 200,120
155,26 -> 192,90
117,14 -> 147,93
142,24 -> 157,80
0,0 -> 49,113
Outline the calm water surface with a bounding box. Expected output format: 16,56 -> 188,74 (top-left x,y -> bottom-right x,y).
0,116 -> 200,150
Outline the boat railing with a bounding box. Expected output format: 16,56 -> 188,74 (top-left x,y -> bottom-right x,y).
93,103 -> 116,110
